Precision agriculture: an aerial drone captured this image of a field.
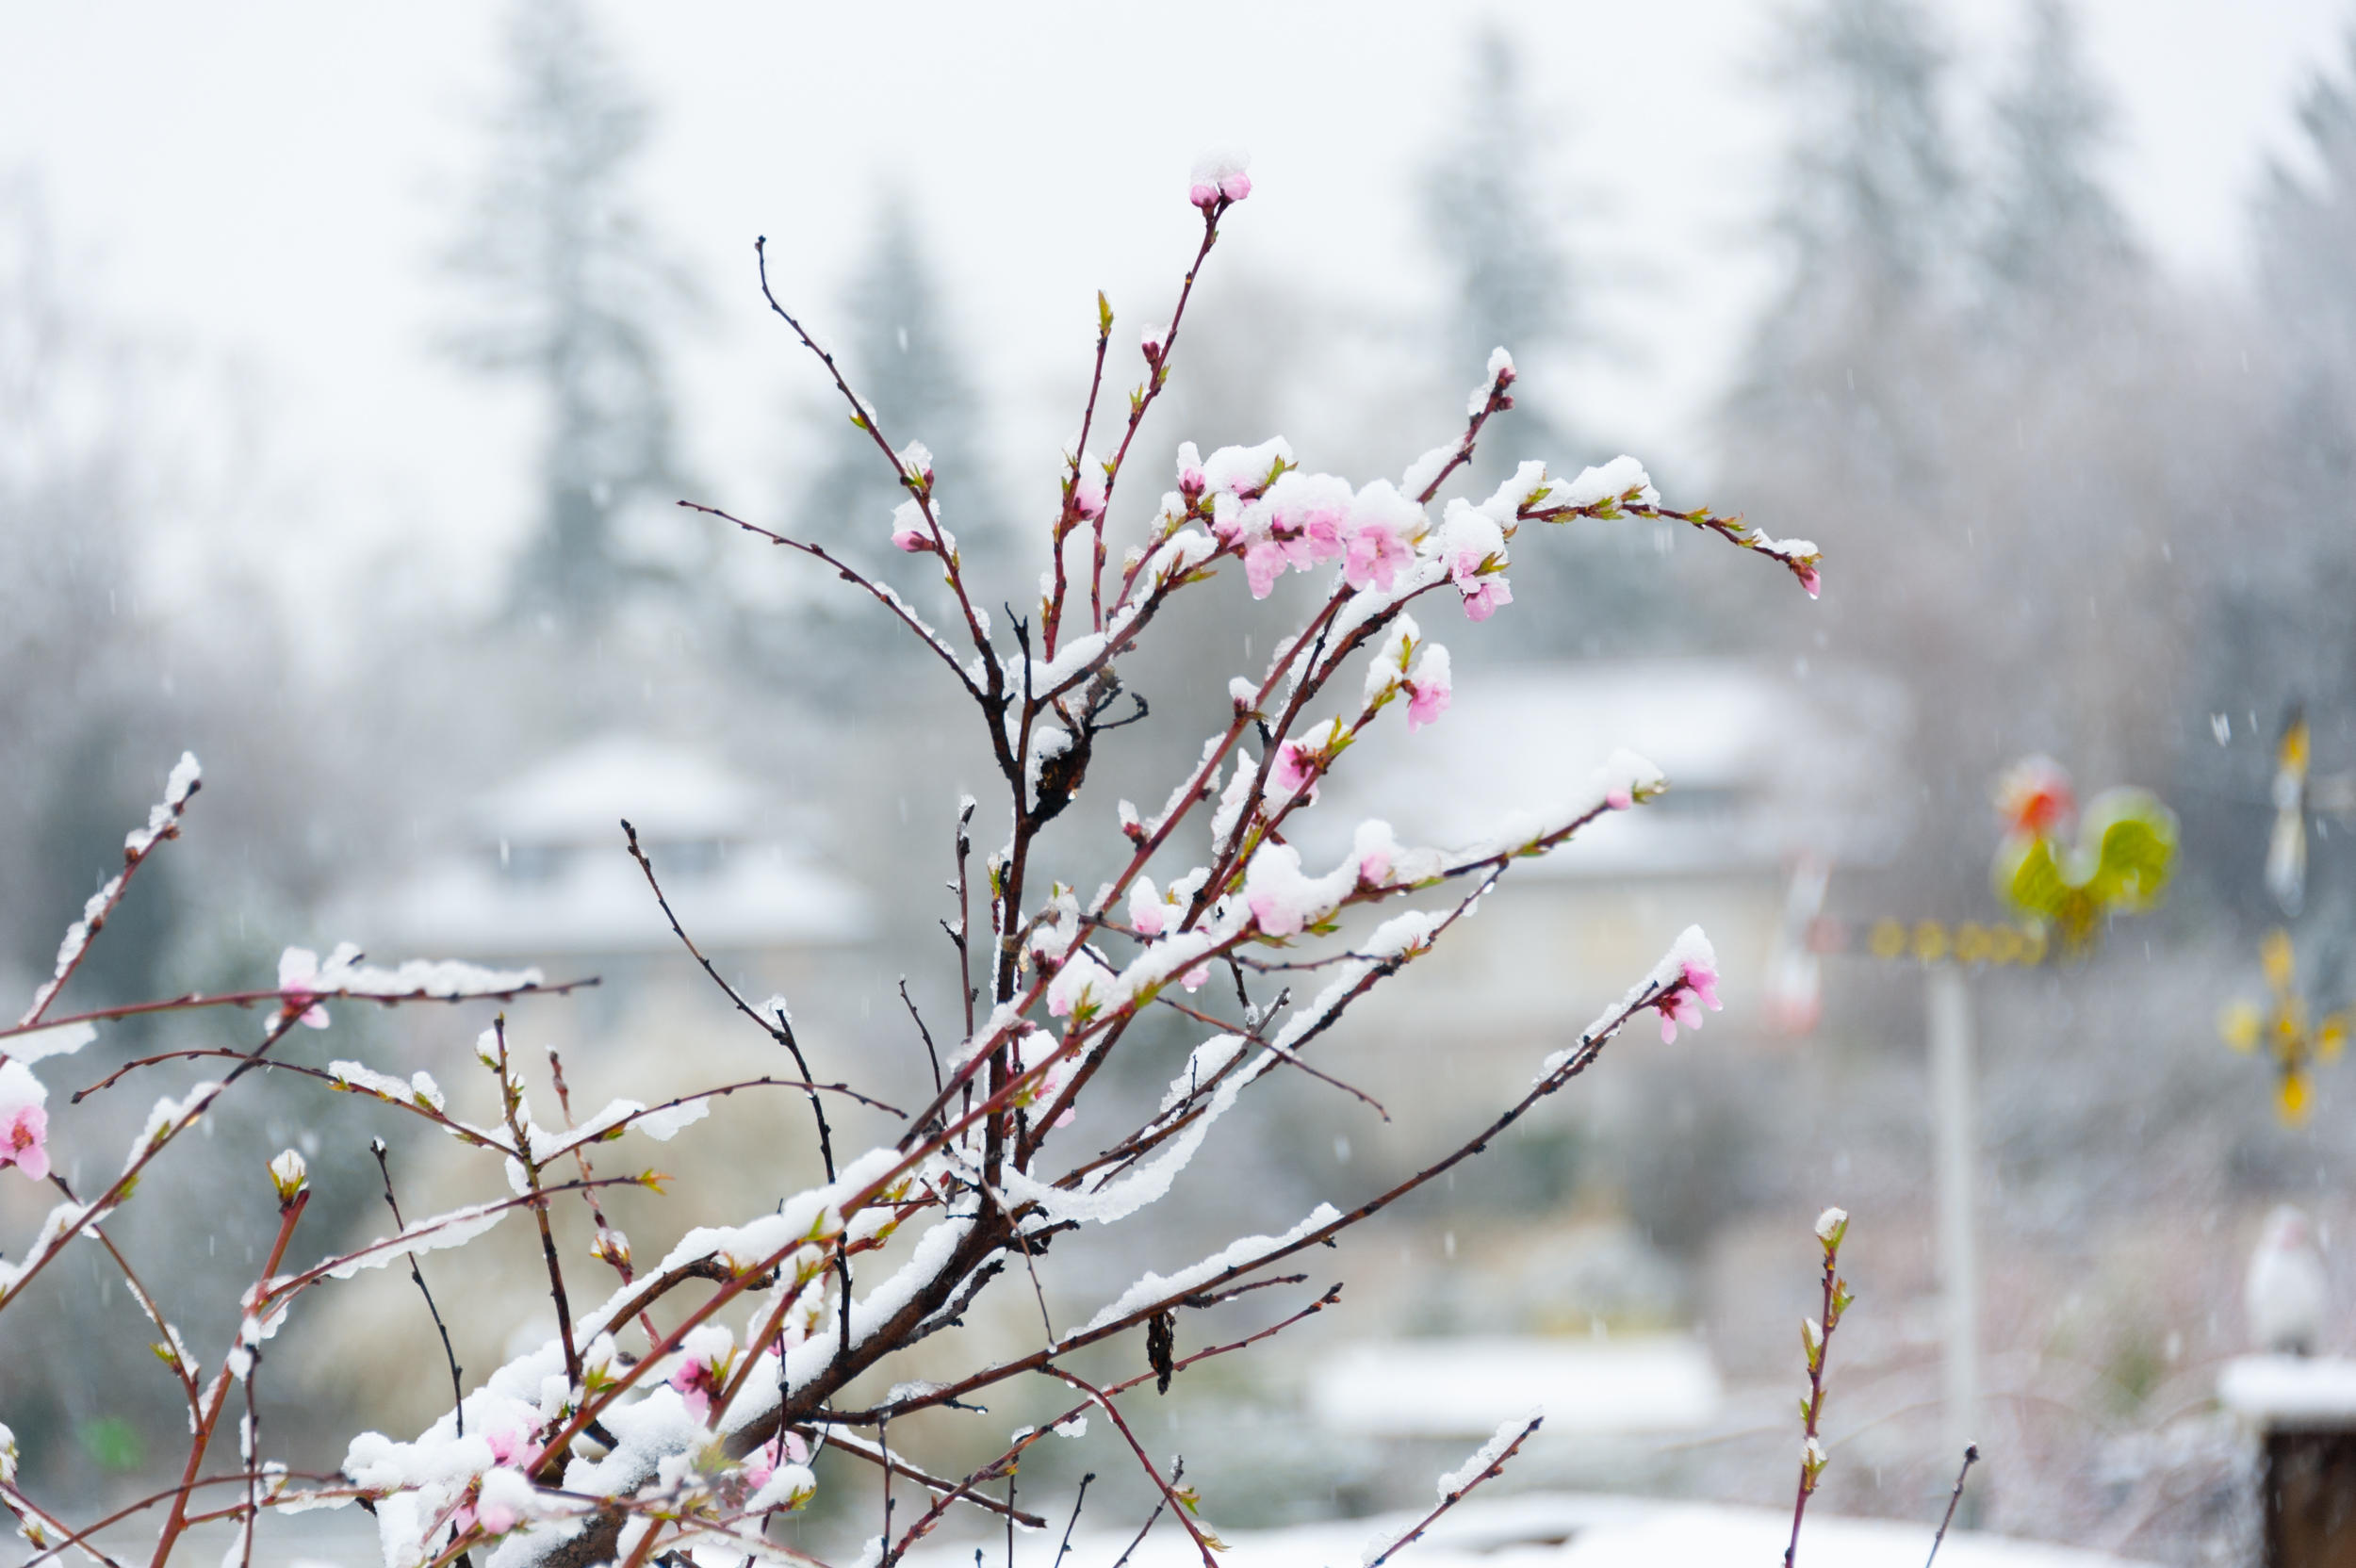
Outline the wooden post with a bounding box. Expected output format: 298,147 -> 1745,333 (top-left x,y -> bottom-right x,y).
2221,1357 -> 2356,1568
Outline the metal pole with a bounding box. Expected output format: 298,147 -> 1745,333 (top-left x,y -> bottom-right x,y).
1928,964 -> 1980,1506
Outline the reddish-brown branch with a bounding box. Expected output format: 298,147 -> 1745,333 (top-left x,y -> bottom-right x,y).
17,765 -> 201,1031
148,1188 -> 308,1568
1042,1365 -> 1219,1566
8,974 -> 595,1056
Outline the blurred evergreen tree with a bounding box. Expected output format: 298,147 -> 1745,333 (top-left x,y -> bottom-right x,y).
1734,0 -> 1962,459
1418,27 -> 1675,653
447,0 -> 698,631
2186,31 -> 2356,921
791,197 -> 995,570
1420,28 -> 1579,463
1977,0 -> 2139,318
754,196 -> 999,694
2258,29 -> 2356,498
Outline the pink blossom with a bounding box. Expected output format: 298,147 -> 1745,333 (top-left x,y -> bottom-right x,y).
1460,575 -> 1513,622
1606,787 -> 1633,810
1073,470 -> 1107,521
1244,540 -> 1288,599
1403,645 -> 1451,732
1656,958 -> 1724,1042
1357,845 -> 1392,887
1296,506 -> 1349,564
667,1331 -> 736,1425
1248,890 -> 1301,939
275,947 -> 331,1029
1181,964 -> 1210,991
485,1421 -> 544,1475
473,1484 -> 521,1537
1449,544 -> 1513,621
1406,679 -> 1450,732
1270,740 -> 1319,795
1127,878 -> 1168,938
0,1062 -> 49,1183
743,1431 -> 810,1494
1797,565 -> 1821,598
1176,443 -> 1206,500
1343,523 -> 1415,592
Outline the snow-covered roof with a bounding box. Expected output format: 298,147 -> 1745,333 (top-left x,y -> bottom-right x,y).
1311,1335 -> 1721,1438
374,841 -> 872,956
470,733 -> 768,847
1312,659 -> 1907,878
354,734 -> 874,956
2217,1354 -> 2356,1431
900,1490 -> 2158,1567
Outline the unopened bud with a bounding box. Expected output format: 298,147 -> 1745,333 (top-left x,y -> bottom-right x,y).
593,1228 -> 632,1270
268,1149 -> 309,1206
1814,1206 -> 1848,1245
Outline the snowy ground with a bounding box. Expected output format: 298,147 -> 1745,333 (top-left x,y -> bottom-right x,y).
894,1491 -> 2162,1568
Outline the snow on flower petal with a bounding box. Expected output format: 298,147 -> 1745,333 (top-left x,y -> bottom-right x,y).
890,498 -> 932,553
1404,644 -> 1452,732
1189,150 -> 1251,207
0,1060 -> 51,1182
275,947 -> 332,1029
1127,877 -> 1169,939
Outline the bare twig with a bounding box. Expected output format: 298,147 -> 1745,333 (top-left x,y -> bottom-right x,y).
899,978 -> 943,1098
1365,1415 -> 1544,1566
1054,1472 -> 1096,1568
370,1138 -> 466,1435
1925,1445 -> 1981,1568
1108,1460 -> 1182,1568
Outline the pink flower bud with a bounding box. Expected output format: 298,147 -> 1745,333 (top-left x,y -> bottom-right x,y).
1073,470 -> 1107,521
1189,152 -> 1252,209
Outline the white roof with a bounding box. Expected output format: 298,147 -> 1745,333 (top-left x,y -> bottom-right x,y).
2217,1354 -> 2356,1430
373,841 -> 873,957
471,734 -> 768,847
895,1491 -> 2157,1568
1312,659 -> 1906,877
1312,1336 -> 1721,1438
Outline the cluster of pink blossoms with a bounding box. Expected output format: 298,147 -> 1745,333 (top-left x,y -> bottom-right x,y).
0,1060 -> 49,1182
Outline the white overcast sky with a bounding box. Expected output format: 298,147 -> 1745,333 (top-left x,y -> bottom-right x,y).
2,0 -> 2349,636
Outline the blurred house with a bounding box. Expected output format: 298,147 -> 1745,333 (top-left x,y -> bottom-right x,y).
355,733 -> 874,1020
1314,657 -> 1907,1077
